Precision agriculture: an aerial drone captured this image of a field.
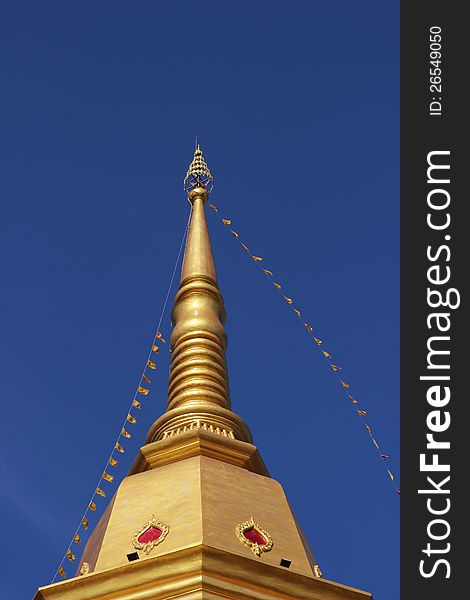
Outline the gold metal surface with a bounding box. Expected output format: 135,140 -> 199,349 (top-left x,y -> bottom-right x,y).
74,455 -> 318,577
37,456 -> 372,598
35,545 -> 372,600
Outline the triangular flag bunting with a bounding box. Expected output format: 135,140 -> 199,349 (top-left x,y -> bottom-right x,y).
66,549 -> 75,562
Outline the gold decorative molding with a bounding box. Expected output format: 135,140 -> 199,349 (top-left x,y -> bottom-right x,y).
161,418 -> 235,440
314,564 -> 324,578
78,562 -> 89,576
34,545 -> 373,600
129,429 -> 269,476
236,517 -> 273,557
184,144 -> 214,194
132,516 -> 169,555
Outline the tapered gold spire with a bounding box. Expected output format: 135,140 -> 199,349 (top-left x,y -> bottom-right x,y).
179,185 -> 217,282
147,146 -> 252,443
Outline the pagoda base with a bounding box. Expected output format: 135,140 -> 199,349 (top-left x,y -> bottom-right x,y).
34,545 -> 372,600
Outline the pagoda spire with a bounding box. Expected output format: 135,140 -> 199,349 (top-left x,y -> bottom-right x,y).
180,146 -> 217,283
146,145 -> 252,443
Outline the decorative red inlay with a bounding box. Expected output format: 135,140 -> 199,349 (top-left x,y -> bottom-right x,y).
138,526 -> 163,544
243,527 -> 267,545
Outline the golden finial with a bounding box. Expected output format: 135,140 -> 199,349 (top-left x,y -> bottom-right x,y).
184,144 -> 214,195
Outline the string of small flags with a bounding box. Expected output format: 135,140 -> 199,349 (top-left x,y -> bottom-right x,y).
52,331 -> 167,581
52,208 -> 192,582
208,202 -> 400,496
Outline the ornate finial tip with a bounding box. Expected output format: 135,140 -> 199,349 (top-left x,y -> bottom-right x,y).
184,144 -> 214,195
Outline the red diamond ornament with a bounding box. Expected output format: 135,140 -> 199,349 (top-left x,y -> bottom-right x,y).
243,527 -> 267,546
138,526 -> 163,545
132,516 -> 169,554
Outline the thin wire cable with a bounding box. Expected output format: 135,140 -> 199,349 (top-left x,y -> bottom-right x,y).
51,207 -> 192,582
208,200 -> 400,496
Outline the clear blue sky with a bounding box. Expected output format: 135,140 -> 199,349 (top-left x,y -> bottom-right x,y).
0,2 -> 399,598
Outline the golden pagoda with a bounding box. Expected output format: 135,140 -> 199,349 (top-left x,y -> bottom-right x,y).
34,147 -> 372,600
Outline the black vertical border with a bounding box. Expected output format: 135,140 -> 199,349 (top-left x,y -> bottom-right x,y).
401,3 -> 465,599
